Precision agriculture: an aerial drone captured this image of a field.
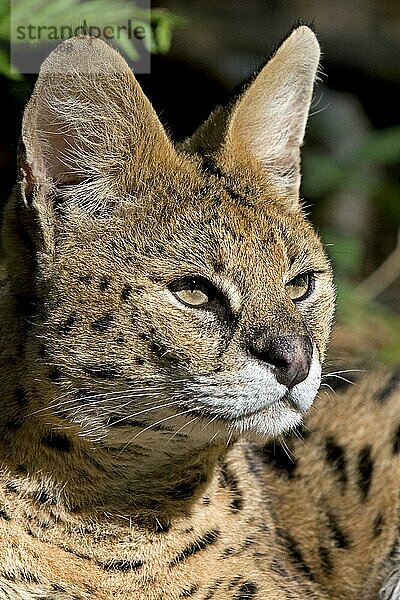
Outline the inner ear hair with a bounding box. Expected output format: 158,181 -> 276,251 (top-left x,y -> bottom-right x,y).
20,36 -> 179,214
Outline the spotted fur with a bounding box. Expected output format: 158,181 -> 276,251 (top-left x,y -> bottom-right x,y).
0,27 -> 399,599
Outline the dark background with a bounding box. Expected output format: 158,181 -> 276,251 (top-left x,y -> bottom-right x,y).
1,0 -> 400,364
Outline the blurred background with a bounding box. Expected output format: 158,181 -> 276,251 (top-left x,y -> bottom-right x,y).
0,0 -> 399,368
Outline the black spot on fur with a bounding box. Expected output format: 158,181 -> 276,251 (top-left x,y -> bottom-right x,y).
375,367 -> 400,403
326,511 -> 350,549
19,569 -> 41,583
386,536 -> 400,564
91,313 -> 114,331
319,544 -> 333,574
179,584 -> 198,597
228,576 -> 243,589
78,275 -> 93,284
58,312 -> 77,334
38,344 -> 48,358
51,583 -> 67,592
324,437 -> 348,492
5,481 -> 19,493
169,529 -> 220,566
233,581 -> 258,599
357,445 -> 374,501
372,513 -> 385,538
148,340 -> 168,358
42,432 -> 72,452
240,537 -> 255,550
257,442 -> 297,478
14,387 -> 28,406
243,446 -> 262,478
276,528 -> 315,581
202,158 -> 248,205
100,558 -> 144,571
222,547 -> 234,557
271,559 -> 289,578
84,365 -> 119,380
166,473 -> 207,500
393,424 -> 400,454
49,366 -> 63,381
5,417 -> 23,430
121,284 -> 132,302
154,520 -> 170,533
135,356 -> 145,365
99,277 -> 110,291
218,463 -> 243,511
213,261 -> 224,274
0,507 -> 10,520
203,580 -> 223,600
116,335 -> 125,344
31,489 -> 53,505
202,496 -> 211,505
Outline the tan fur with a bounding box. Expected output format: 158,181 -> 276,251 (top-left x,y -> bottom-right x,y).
0,27 -> 399,599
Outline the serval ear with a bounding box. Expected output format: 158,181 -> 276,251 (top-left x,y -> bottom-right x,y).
225,26 -> 320,202
188,26 -> 320,205
20,36 -> 178,213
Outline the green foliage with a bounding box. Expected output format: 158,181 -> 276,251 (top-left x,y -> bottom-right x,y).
0,0 -> 184,79
302,125 -> 400,205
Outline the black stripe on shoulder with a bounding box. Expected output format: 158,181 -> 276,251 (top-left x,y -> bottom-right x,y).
276,528 -> 315,582
356,445 -> 374,501
375,367 -> 400,404
256,442 -> 297,478
326,511 -> 351,549
218,463 -> 243,511
324,437 -> 348,492
393,424 -> 400,455
169,530 -> 220,567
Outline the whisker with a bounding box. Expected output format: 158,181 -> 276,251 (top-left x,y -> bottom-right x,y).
117,408 -> 199,457
164,417 -> 199,446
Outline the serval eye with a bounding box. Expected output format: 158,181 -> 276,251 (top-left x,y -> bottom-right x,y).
168,276 -> 223,309
286,272 -> 314,302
